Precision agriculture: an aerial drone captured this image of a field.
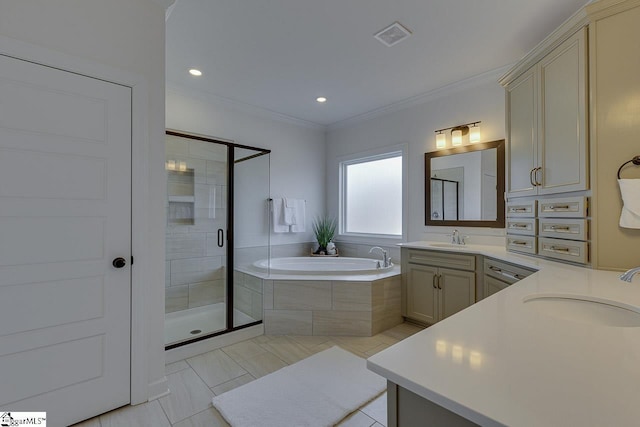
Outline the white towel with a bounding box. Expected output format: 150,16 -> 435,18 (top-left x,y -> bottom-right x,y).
271,198 -> 290,233
283,198 -> 295,225
289,199 -> 306,232
619,179 -> 640,229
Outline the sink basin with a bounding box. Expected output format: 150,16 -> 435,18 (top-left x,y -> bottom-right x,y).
523,294 -> 640,327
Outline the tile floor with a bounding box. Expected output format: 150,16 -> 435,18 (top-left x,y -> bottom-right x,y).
73,322 -> 424,427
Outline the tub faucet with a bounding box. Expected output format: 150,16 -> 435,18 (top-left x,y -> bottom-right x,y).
620,266 -> 640,282
369,246 -> 389,268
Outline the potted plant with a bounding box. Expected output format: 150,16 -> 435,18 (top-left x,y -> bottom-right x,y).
312,215 -> 337,255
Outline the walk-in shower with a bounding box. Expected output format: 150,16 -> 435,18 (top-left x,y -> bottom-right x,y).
164,130 -> 270,348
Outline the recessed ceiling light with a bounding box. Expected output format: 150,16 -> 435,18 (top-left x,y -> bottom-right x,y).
316,97 -> 327,103
188,69 -> 202,77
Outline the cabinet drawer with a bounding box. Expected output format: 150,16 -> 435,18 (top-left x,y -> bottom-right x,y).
484,258 -> 535,284
539,218 -> 588,241
506,235 -> 537,255
506,200 -> 537,217
538,238 -> 588,264
538,196 -> 587,217
506,218 -> 536,235
406,249 -> 475,271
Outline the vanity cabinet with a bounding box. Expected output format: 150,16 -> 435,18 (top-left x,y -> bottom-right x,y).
504,27 -> 588,198
402,249 -> 475,325
483,258 -> 535,299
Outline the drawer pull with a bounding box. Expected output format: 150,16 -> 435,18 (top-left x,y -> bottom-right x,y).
489,265 -> 524,281
549,225 -> 572,232
510,207 -> 529,213
546,205 -> 570,210
510,240 -> 530,246
510,223 -> 529,229
550,246 -> 571,252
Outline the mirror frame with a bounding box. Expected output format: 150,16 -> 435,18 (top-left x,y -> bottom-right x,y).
424,139 -> 505,228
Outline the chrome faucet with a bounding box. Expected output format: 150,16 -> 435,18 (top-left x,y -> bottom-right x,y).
620,266 -> 640,282
450,229 -> 467,245
369,246 -> 390,268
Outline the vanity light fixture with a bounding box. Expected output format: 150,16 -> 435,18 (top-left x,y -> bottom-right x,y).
434,121 -> 482,149
436,131 -> 446,149
469,122 -> 481,143
188,68 -> 202,77
451,129 -> 463,146
316,96 -> 327,103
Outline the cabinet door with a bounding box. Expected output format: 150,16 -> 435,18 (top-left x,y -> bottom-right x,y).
405,264 -> 438,324
538,28 -> 588,194
438,268 -> 475,320
484,276 -> 510,298
506,67 -> 538,197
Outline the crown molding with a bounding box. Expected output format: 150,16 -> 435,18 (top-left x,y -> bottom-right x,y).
499,6 -> 589,86
166,82 -> 327,132
327,65 -> 512,132
168,65 -> 511,134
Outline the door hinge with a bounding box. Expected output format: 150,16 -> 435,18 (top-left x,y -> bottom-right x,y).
131,256 -> 134,266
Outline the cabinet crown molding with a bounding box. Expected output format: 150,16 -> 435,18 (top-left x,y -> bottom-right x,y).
500,0 -> 640,87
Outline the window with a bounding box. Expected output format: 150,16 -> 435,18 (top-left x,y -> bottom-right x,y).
339,147 -> 405,238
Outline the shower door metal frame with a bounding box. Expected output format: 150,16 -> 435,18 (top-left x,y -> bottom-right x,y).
165,129 -> 270,350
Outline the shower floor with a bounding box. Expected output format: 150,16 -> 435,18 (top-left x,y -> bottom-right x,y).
165,303 -> 256,345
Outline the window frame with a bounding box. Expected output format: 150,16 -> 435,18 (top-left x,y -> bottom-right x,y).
337,143 -> 408,243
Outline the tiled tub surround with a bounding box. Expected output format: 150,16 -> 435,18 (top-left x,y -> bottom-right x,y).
234,271 -> 264,323
235,265 -> 402,336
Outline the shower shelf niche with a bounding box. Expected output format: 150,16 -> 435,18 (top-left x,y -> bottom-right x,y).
167,168 -> 195,225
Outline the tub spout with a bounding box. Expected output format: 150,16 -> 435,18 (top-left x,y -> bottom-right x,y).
369,246 -> 389,268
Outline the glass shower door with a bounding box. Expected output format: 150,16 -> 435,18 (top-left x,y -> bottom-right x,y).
164,132 -> 229,346
233,147 -> 270,328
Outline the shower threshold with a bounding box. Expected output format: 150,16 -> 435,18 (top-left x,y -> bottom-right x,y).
164,303 -> 256,346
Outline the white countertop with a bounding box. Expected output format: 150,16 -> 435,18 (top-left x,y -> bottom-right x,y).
367,241 -> 640,427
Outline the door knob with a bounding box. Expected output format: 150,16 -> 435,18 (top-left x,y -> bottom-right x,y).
112,257 -> 127,269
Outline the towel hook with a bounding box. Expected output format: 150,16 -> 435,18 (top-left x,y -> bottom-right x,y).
617,155 -> 640,179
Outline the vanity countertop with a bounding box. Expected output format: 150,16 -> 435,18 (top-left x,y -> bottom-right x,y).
367,241 -> 640,426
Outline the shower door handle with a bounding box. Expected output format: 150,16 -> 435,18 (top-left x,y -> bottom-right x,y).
217,229 -> 224,247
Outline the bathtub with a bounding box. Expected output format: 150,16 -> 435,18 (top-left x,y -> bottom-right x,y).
251,256 -> 394,275
240,256 -> 402,337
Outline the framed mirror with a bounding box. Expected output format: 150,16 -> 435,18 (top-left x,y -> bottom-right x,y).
425,139 -> 505,228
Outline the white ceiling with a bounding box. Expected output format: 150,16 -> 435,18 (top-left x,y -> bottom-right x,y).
166,0 -> 590,127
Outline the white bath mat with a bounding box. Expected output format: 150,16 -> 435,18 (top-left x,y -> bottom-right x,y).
212,346 -> 386,427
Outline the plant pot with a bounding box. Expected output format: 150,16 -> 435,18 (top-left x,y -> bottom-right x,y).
313,246 -> 327,255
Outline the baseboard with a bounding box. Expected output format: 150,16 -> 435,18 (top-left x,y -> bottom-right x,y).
147,376 -> 169,401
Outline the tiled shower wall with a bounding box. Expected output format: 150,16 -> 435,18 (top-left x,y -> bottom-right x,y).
165,136 -> 228,314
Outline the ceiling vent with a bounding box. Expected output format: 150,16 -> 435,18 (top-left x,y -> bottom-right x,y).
374,21 -> 412,47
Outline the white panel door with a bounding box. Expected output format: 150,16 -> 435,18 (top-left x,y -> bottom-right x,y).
0,54 -> 131,426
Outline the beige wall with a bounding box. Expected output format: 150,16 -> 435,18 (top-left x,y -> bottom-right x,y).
591,2 -> 640,270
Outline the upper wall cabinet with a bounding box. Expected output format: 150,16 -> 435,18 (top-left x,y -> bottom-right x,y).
505,28 -> 588,198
